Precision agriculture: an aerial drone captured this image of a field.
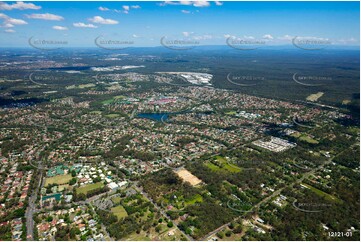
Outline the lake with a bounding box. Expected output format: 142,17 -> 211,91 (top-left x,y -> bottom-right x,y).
137,113 -> 169,122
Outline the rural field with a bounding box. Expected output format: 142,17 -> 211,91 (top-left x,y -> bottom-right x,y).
206,156 -> 242,173
175,169 -> 202,186
76,182 -> 104,195
45,174 -> 72,186
111,205 -> 128,219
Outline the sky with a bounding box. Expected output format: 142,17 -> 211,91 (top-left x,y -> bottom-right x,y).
0,1 -> 359,48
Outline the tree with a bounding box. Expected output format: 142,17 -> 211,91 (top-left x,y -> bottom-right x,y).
233,225 -> 243,234
69,178 -> 77,185
225,230 -> 232,237
155,225 -> 162,233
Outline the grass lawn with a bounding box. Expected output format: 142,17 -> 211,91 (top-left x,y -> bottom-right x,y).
45,174 -> 72,186
299,135 -> 319,144
101,98 -> 115,105
185,194 -> 203,205
215,156 -> 242,173
301,183 -> 342,203
90,111 -> 102,115
205,162 -> 221,171
225,111 -> 237,115
111,205 -> 128,219
290,132 -> 301,138
105,113 -> 120,118
58,184 -> 69,191
76,182 -> 104,195
225,162 -> 242,173
102,95 -> 125,105
78,83 -> 95,88
126,231 -> 152,241
114,95 -> 125,99
206,156 -> 241,173
111,196 -> 121,204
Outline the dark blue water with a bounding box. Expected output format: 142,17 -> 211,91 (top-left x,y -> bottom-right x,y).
42,193 -> 62,201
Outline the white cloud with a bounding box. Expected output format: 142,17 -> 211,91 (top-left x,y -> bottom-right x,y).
25,13 -> 64,21
193,1 -> 210,7
337,37 -> 357,44
215,1 -> 223,6
73,22 -> 98,28
99,6 -> 109,11
6,18 -> 27,25
181,10 -> 191,14
193,34 -> 213,40
2,23 -> 14,28
224,34 -> 236,39
182,32 -> 193,37
132,34 -> 140,38
0,13 -> 27,26
88,16 -> 118,25
107,5 -> 140,14
4,29 -> 15,33
52,25 -> 68,31
160,1 -> 210,7
262,34 -> 273,40
243,35 -> 255,40
278,34 -> 294,40
0,1 -> 41,11
121,5 -> 130,14
160,1 -> 191,6
179,1 -> 193,5
295,36 -> 329,41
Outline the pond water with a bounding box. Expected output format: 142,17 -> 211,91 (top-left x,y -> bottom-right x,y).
42,193 -> 62,201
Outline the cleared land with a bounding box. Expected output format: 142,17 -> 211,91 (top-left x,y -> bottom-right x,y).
206,156 -> 241,173
175,169 -> 202,186
111,205 -> 128,219
299,135 -> 319,144
66,83 -> 95,89
45,174 -> 72,186
105,113 -> 120,118
76,182 -> 104,195
301,183 -> 342,203
306,92 -> 324,102
291,133 -> 318,144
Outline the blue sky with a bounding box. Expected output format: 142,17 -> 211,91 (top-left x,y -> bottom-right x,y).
0,1 -> 359,47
